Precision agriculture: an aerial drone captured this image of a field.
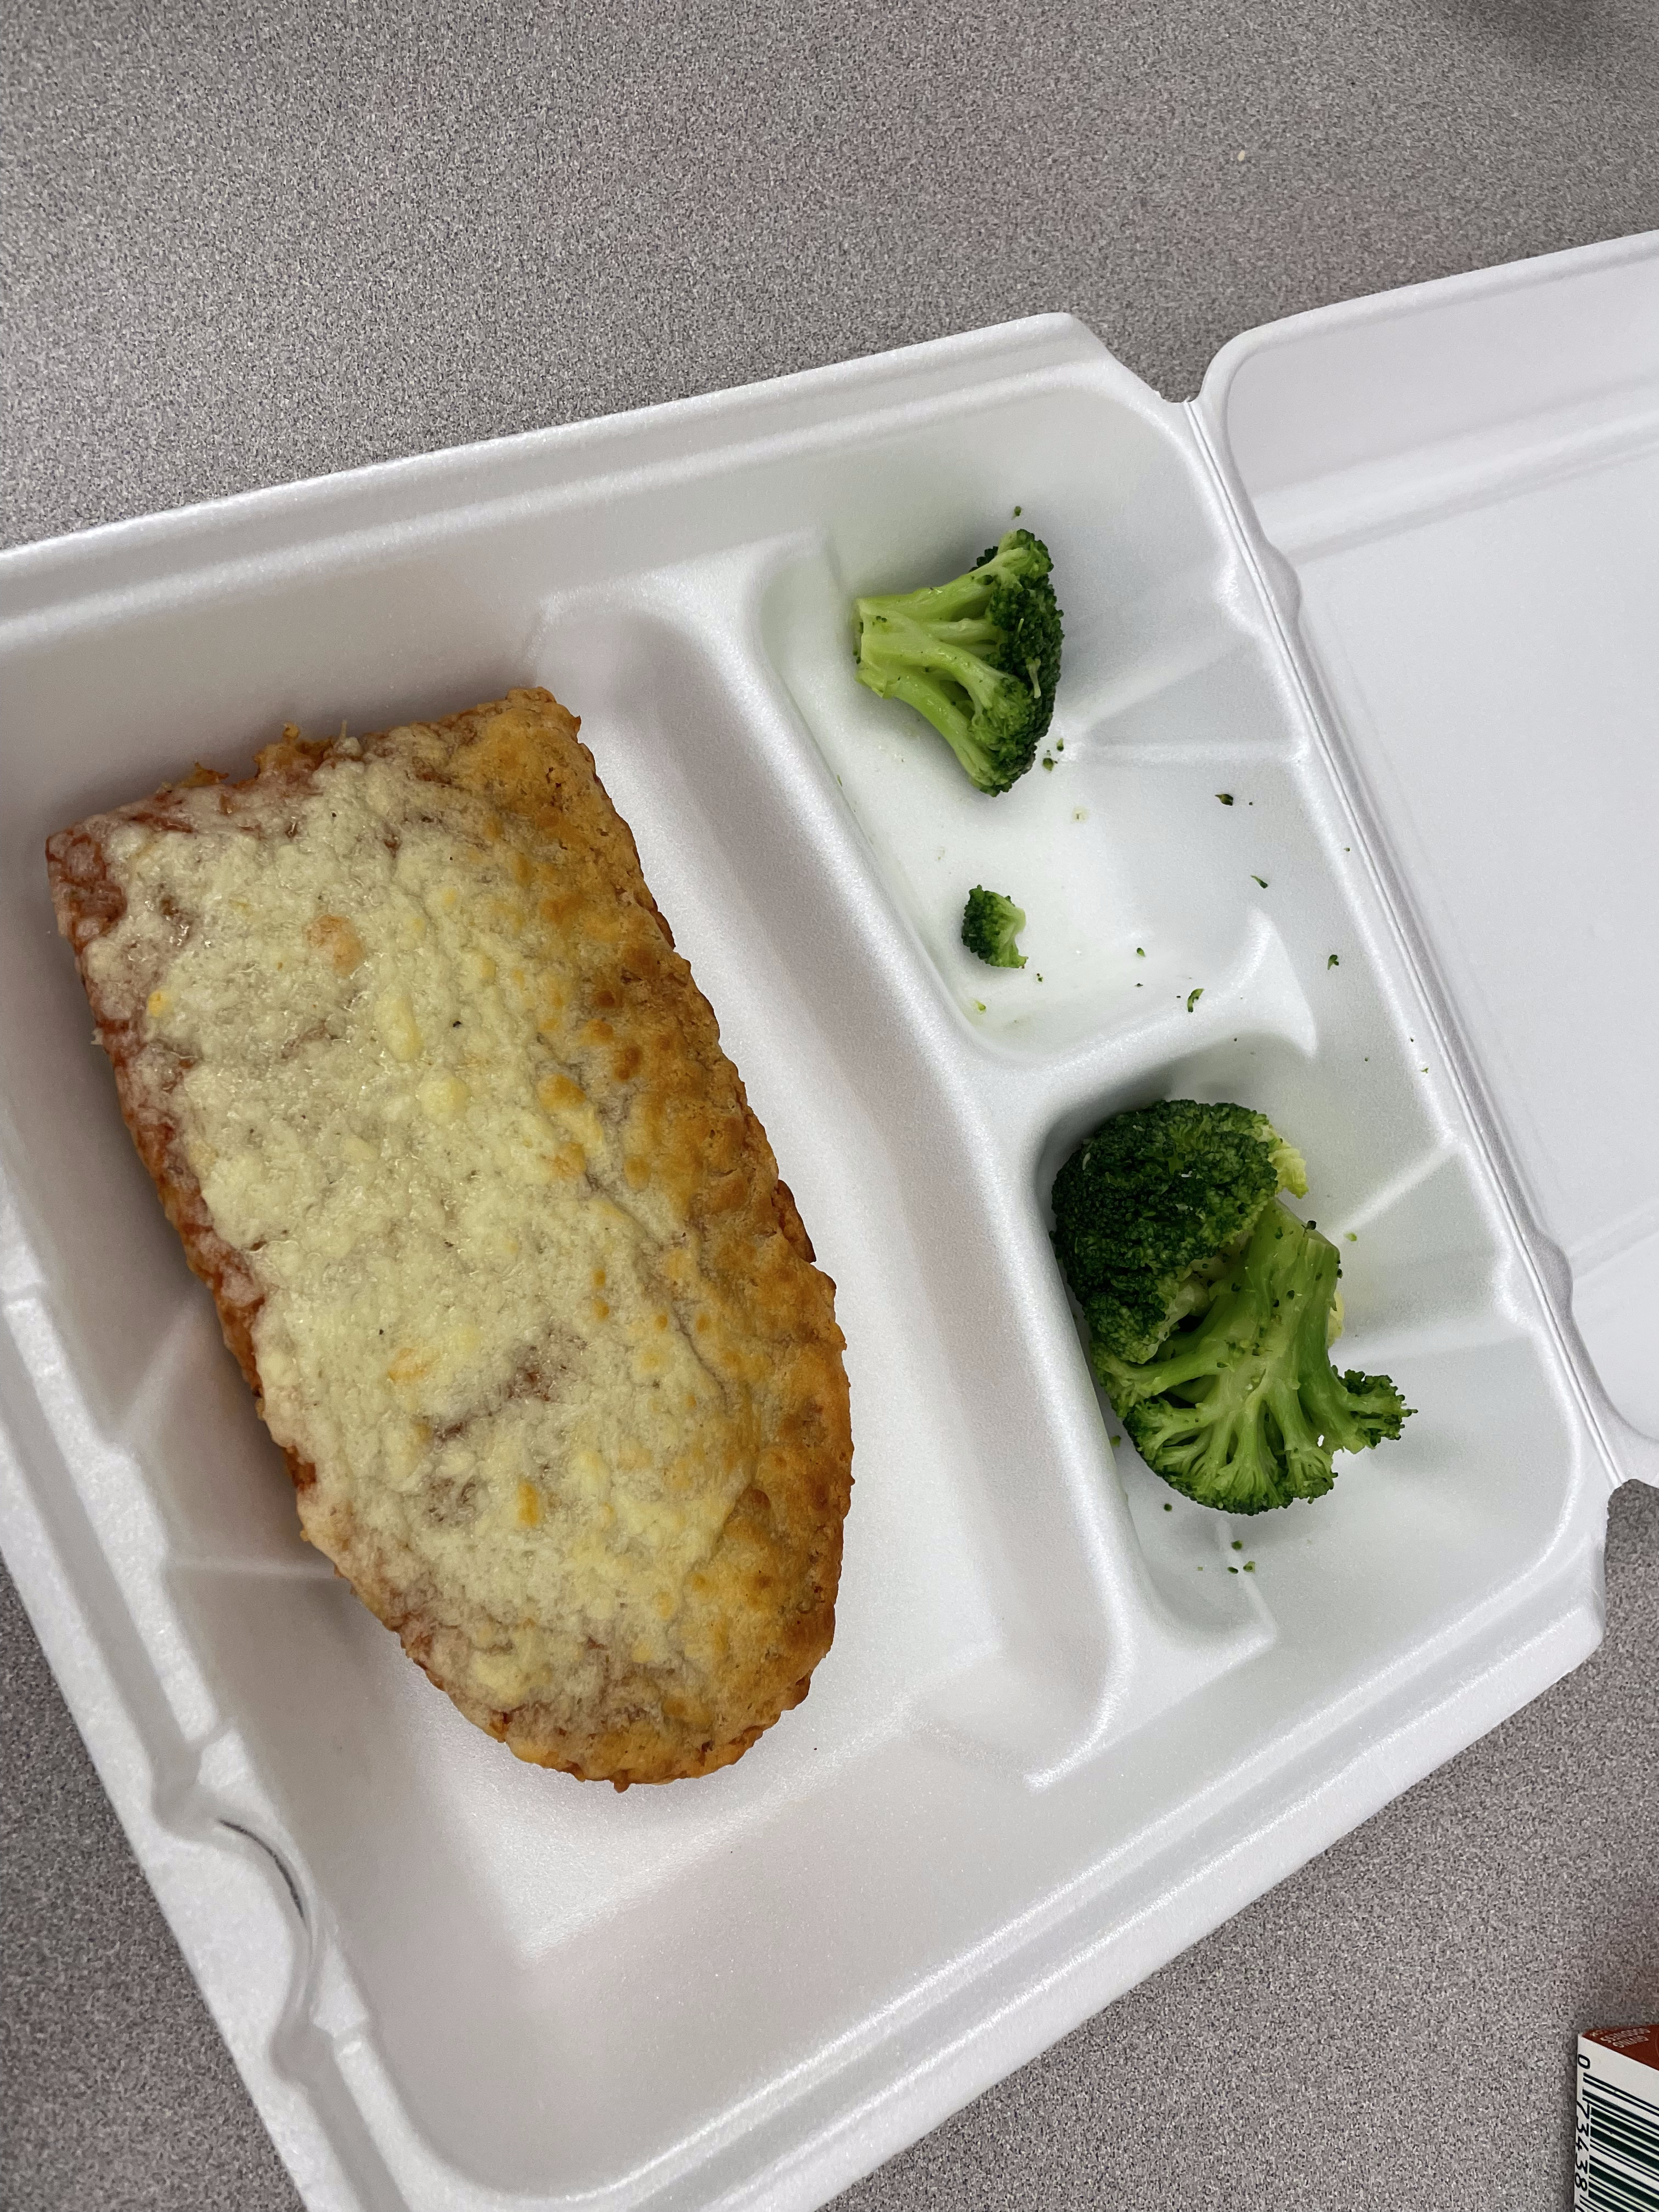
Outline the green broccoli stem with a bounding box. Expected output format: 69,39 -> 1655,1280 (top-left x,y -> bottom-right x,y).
857,563 -> 1000,629
877,671 -> 991,782
894,579 -> 989,622
856,611 -> 1029,788
1289,1246 -> 1376,1455
858,612 -> 1025,708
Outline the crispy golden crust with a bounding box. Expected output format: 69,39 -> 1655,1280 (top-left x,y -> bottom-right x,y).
47,689 -> 853,1787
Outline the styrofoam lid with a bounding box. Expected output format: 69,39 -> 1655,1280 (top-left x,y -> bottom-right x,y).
1195,234 -> 1659,1443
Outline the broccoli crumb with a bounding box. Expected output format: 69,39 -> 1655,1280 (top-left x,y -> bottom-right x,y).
1229,1565 -> 1238,1574
1187,988 -> 1204,1012
1252,876 -> 1268,888
1042,755 -> 1056,770
1164,1502 -> 1173,1511
1345,1232 -> 1357,1243
962,885 -> 1026,968
1243,1561 -> 1256,1572
1012,504 -> 1023,517
1216,792 -> 1234,805
1328,953 -> 1340,968
973,998 -> 986,1012
1074,806 -> 1087,821
1110,1435 -> 1121,1446
1231,1539 -> 1243,1550
1056,738 -> 1064,752
1135,946 -> 1146,957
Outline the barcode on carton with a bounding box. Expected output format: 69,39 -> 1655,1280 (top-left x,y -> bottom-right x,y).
1577,2027 -> 1659,2212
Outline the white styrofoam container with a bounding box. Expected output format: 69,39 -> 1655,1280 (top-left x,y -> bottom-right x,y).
2,230 -> 1655,2212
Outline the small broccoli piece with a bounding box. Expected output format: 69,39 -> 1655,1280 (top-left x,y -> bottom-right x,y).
962,885 -> 1027,968
1052,1099 -> 1410,1514
853,528 -> 1063,794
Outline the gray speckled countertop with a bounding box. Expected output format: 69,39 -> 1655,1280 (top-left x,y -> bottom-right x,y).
4,3 -> 1659,2206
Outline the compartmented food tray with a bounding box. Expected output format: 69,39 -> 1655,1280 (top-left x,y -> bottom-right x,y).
2,231 -> 1655,2212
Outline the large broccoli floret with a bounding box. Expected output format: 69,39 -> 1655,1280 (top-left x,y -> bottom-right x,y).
1052,1099 -> 1307,1363
962,885 -> 1027,968
853,528 -> 1063,795
1052,1099 -> 1410,1514
1099,1204 -> 1412,1514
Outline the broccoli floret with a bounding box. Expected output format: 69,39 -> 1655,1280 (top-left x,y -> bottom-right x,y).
962,885 -> 1027,968
1052,1100 -> 1306,1363
853,528 -> 1063,795
1052,1100 -> 1410,1514
1098,1205 -> 1412,1513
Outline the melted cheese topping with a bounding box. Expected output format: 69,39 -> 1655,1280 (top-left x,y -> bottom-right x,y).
87,742 -> 747,1709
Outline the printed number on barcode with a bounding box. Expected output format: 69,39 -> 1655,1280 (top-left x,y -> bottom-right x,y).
1578,2068 -> 1659,2211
